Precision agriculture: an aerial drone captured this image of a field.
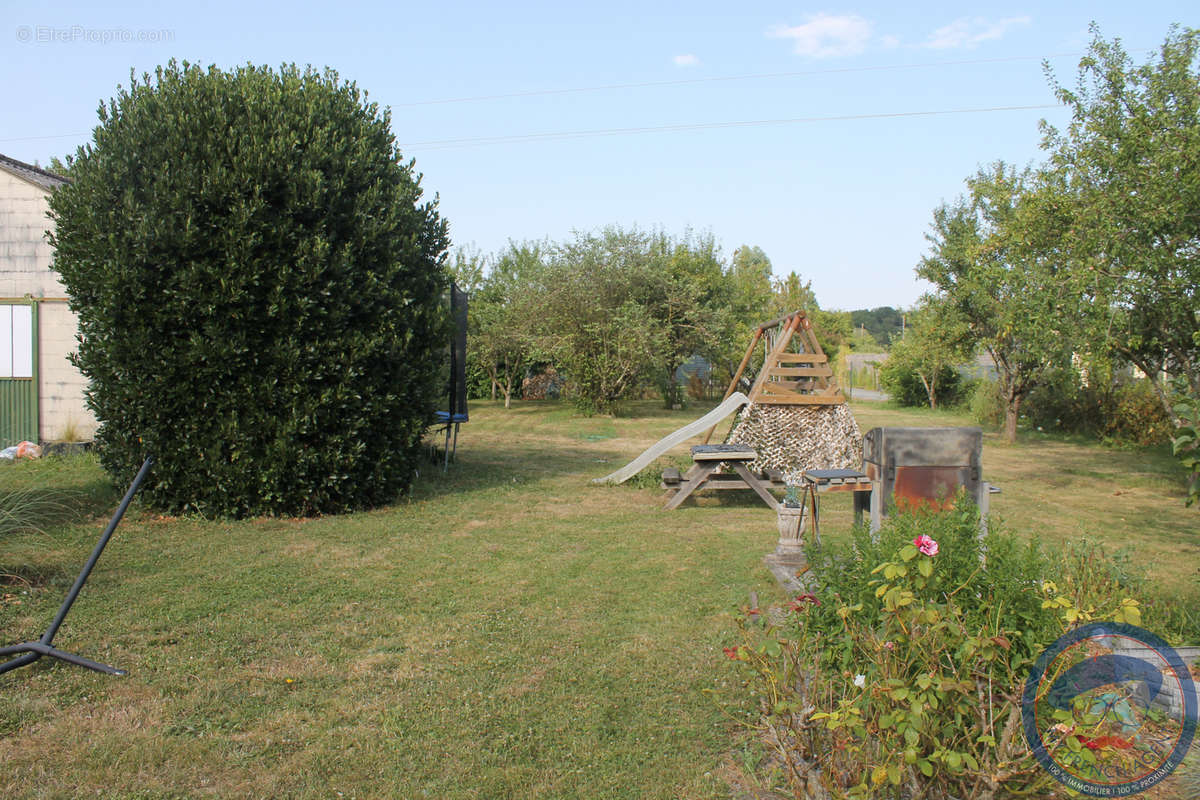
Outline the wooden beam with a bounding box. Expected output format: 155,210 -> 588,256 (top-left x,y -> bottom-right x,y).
768,366 -> 834,377
761,381 -> 818,393
749,392 -> 846,405
772,353 -> 828,363
754,311 -> 802,335
748,314 -> 799,399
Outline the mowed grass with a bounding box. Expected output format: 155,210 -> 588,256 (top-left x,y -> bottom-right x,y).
0,397 -> 1197,798
0,404 -> 777,799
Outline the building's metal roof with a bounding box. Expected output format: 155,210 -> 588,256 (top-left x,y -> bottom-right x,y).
0,152 -> 69,190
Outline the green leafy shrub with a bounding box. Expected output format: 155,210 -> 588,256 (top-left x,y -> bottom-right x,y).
879,361 -> 965,409
1100,380 -> 1175,445
1020,369 -> 1173,445
727,507 -> 1160,799
972,370 -> 1174,446
968,378 -> 1005,429
463,356 -> 495,401
805,501 -> 1056,659
50,61 -> 449,516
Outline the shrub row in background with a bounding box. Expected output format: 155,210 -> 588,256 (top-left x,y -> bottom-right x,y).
968,370 -> 1174,446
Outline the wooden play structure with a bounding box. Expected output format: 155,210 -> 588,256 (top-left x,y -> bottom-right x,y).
707,310 -> 845,426
594,310 -> 863,509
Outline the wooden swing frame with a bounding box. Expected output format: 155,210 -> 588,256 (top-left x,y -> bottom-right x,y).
703,310 -> 845,443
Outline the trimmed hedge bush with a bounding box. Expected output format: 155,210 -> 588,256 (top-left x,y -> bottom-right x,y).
50,62 -> 450,516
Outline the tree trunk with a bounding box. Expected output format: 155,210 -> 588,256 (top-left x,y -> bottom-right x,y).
1004,391 -> 1020,443
1131,355 -> 1182,428
919,371 -> 937,410
502,384 -> 511,408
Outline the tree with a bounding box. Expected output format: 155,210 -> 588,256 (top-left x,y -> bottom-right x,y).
918,163 -> 1076,442
712,245 -> 776,382
849,306 -> 905,347
1041,25 -> 1200,424
766,270 -> 851,364
47,155 -> 74,177
767,270 -> 819,319
473,242 -> 541,408
50,62 -> 449,516
448,244 -> 487,295
726,245 -> 775,329
528,227 -> 727,414
880,297 -> 973,410
644,230 -> 728,407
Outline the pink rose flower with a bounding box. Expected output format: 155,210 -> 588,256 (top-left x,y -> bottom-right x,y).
913,534 -> 939,557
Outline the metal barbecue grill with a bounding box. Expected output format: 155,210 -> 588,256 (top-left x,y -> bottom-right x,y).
861,427 -> 993,530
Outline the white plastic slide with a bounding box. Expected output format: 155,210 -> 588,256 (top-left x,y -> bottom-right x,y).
591,392 -> 750,484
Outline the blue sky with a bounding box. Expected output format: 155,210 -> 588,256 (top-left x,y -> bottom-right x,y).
3,2 -> 1195,309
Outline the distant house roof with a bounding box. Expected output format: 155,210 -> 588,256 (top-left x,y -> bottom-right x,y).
0,152 -> 69,190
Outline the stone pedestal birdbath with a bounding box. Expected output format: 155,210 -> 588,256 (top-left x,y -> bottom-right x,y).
763,486 -> 817,592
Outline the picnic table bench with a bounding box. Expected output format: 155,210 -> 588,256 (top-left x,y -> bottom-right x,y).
661,444 -> 786,510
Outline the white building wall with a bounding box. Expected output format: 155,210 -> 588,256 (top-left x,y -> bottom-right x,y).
0,167 -> 97,441
38,300 -> 96,441
0,169 -> 65,298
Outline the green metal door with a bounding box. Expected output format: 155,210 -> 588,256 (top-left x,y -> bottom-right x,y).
0,302 -> 38,447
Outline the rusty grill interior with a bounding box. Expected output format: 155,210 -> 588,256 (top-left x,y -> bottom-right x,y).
862,427 -> 986,513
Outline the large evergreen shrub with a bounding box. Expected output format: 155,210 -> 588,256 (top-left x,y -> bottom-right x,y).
50,62 -> 450,516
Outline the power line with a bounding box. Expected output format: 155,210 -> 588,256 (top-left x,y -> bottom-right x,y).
393,52 -> 1090,108
399,103 -> 1061,151
0,132 -> 89,143
0,51 -> 1095,148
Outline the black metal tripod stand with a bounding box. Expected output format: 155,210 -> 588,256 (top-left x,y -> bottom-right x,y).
0,457 -> 153,677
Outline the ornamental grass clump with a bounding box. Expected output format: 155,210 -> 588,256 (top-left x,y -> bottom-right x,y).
727,504 -> 1152,799
0,489 -> 66,538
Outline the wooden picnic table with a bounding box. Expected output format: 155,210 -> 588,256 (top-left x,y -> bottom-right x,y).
661,444 -> 786,510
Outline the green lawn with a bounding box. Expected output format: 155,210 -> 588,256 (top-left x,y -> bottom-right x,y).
0,398 -> 1195,798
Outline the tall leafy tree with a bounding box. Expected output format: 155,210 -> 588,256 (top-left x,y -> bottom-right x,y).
711,245 -> 776,382
726,245 -> 775,328
918,163 -> 1076,442
1041,25 -> 1200,423
530,229 -> 661,414
646,230 -> 728,406
473,242 -> 542,407
767,271 -> 851,365
448,244 -> 487,294
50,62 -> 449,516
528,227 -> 727,414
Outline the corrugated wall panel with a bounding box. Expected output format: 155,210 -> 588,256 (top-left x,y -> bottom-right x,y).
0,378 -> 38,447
